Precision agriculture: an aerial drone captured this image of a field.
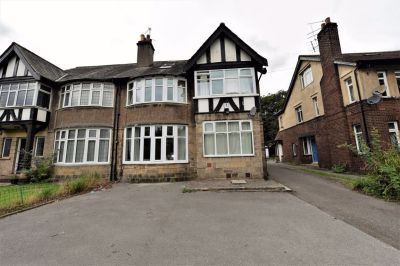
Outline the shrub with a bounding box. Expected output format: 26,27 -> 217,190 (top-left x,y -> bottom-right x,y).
23,155 -> 54,182
340,128 -> 400,200
332,163 -> 347,173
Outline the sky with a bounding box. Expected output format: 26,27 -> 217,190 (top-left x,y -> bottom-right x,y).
1,0 -> 400,96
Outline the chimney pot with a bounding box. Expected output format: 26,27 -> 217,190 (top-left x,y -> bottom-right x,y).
325,17 -> 331,24
321,23 -> 326,28
140,34 -> 145,41
146,34 -> 151,40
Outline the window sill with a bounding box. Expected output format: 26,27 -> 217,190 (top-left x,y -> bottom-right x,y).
54,162 -> 110,166
0,157 -> 11,160
203,154 -> 255,158
126,102 -> 187,107
123,160 -> 189,165
193,94 -> 258,99
57,106 -> 114,111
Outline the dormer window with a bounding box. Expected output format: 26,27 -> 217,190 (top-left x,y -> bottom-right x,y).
195,68 -> 255,97
301,66 -> 313,88
127,77 -> 187,105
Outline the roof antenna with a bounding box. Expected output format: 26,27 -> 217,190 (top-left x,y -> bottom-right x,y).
144,27 -> 152,36
306,20 -> 324,53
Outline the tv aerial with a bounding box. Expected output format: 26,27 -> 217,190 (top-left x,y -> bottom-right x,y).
248,106 -> 257,118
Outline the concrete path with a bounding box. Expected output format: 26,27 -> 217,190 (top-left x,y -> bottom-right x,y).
268,161 -> 400,250
1,182 -> 399,265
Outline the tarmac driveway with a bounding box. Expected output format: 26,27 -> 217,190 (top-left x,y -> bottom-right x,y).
0,183 -> 399,265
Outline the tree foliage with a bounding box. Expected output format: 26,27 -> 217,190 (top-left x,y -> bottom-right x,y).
260,90 -> 286,147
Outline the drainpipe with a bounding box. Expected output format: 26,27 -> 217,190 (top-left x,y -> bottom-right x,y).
109,79 -> 121,181
354,67 -> 370,146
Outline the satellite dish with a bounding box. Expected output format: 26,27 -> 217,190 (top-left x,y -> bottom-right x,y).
248,107 -> 257,118
367,90 -> 382,105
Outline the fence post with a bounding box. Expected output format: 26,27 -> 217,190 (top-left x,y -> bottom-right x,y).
19,186 -> 24,204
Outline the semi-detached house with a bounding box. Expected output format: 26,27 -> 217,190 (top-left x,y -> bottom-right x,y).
0,23 -> 268,182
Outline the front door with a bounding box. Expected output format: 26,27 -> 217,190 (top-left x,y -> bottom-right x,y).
15,138 -> 27,173
311,139 -> 318,163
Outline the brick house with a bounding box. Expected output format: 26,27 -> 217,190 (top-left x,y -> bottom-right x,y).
275,18 -> 400,171
0,23 -> 268,181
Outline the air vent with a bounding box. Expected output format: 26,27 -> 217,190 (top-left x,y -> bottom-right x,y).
159,63 -> 174,69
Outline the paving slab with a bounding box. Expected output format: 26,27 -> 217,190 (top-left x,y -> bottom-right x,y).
184,178 -> 291,192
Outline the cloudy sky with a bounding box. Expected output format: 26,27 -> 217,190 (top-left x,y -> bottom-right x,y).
1,0 -> 399,95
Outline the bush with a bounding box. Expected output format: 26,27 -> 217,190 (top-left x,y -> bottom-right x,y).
340,128 -> 400,200
23,155 -> 54,182
332,163 -> 347,173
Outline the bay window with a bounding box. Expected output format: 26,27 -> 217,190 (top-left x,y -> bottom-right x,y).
127,77 -> 187,105
203,120 -> 253,156
60,82 -> 114,108
195,68 -> 255,97
0,82 -> 50,109
54,128 -> 111,164
124,125 -> 187,163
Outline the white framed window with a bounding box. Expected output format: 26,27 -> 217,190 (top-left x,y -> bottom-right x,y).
194,68 -> 256,97
345,78 -> 356,103
388,122 -> 400,148
295,106 -> 303,123
312,96 -> 320,116
0,82 -> 50,109
292,143 -> 297,156
203,120 -> 254,157
377,71 -> 390,97
34,136 -> 45,157
301,66 -> 313,88
302,137 -> 312,155
353,125 -> 363,153
124,125 -> 188,164
54,128 -> 111,164
1,138 -> 12,158
395,71 -> 400,94
127,77 -> 187,105
59,82 -> 114,108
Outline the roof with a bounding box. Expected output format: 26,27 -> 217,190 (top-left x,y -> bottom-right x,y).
185,23 -> 268,70
59,60 -> 187,82
276,50 -> 400,116
0,42 -> 67,81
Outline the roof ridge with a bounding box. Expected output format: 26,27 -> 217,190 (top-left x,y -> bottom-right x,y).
66,60 -> 188,71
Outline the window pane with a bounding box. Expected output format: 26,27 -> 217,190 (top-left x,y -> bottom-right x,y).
125,139 -> 132,161
16,90 -> 26,106
66,140 -> 75,162
82,83 -> 90,90
155,138 -> 161,160
7,91 -> 16,106
143,138 -> 151,161
241,132 -> 253,154
71,90 -> 80,106
25,90 -> 35,105
228,122 -> 239,131
103,90 -> 113,106
126,128 -> 132,138
204,123 -> 214,132
197,74 -> 210,96
134,127 -> 141,138
2,139 -> 12,157
240,69 -> 251,76
211,80 -> 223,95
229,132 -> 241,154
178,138 -> 186,160
177,80 -> 186,102
77,129 -> 86,138
133,139 -> 140,161
75,140 -> 85,162
155,126 -> 162,137
204,134 -> 215,155
167,82 -> 174,101
136,81 -> 143,103
241,122 -> 251,130
87,140 -> 95,161
225,79 -> 239,94
89,130 -> 97,138
240,77 -> 253,93
166,138 -> 174,160
98,140 -> 109,162
155,78 -> 163,101
37,91 -> 50,108
80,90 -> 90,105
144,127 -> 150,136
216,122 -> 227,132
0,92 -> 7,107
216,133 -> 228,155
58,141 -> 65,162
145,79 -> 152,102
63,92 -> 70,106
225,69 -> 238,78
35,137 -> 45,157
178,126 -> 186,137
100,129 -> 110,138
68,130 -> 76,139
91,91 -> 100,105
210,70 -> 223,79
167,126 -> 173,136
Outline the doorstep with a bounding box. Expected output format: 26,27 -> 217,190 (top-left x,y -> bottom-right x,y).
183,178 -> 292,192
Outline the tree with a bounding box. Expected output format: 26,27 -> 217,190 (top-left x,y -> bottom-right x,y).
260,90 -> 286,149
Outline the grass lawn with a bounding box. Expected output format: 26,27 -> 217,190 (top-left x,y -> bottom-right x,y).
301,168 -> 360,188
0,182 -> 60,212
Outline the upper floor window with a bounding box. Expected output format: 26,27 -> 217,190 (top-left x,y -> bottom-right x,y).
388,122 -> 400,148
295,106 -> 303,123
301,66 -> 313,88
127,77 -> 187,105
312,96 -> 320,116
345,78 -> 356,103
54,128 -> 111,164
0,82 -> 51,109
395,71 -> 400,94
195,68 -> 255,97
377,71 -> 390,97
60,82 -> 114,108
124,125 -> 187,163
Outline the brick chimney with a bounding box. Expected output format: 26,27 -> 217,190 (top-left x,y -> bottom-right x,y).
317,17 -> 342,69
137,34 -> 154,67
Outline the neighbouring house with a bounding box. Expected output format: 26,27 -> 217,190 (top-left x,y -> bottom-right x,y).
0,23 -> 268,182
275,17 -> 400,171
